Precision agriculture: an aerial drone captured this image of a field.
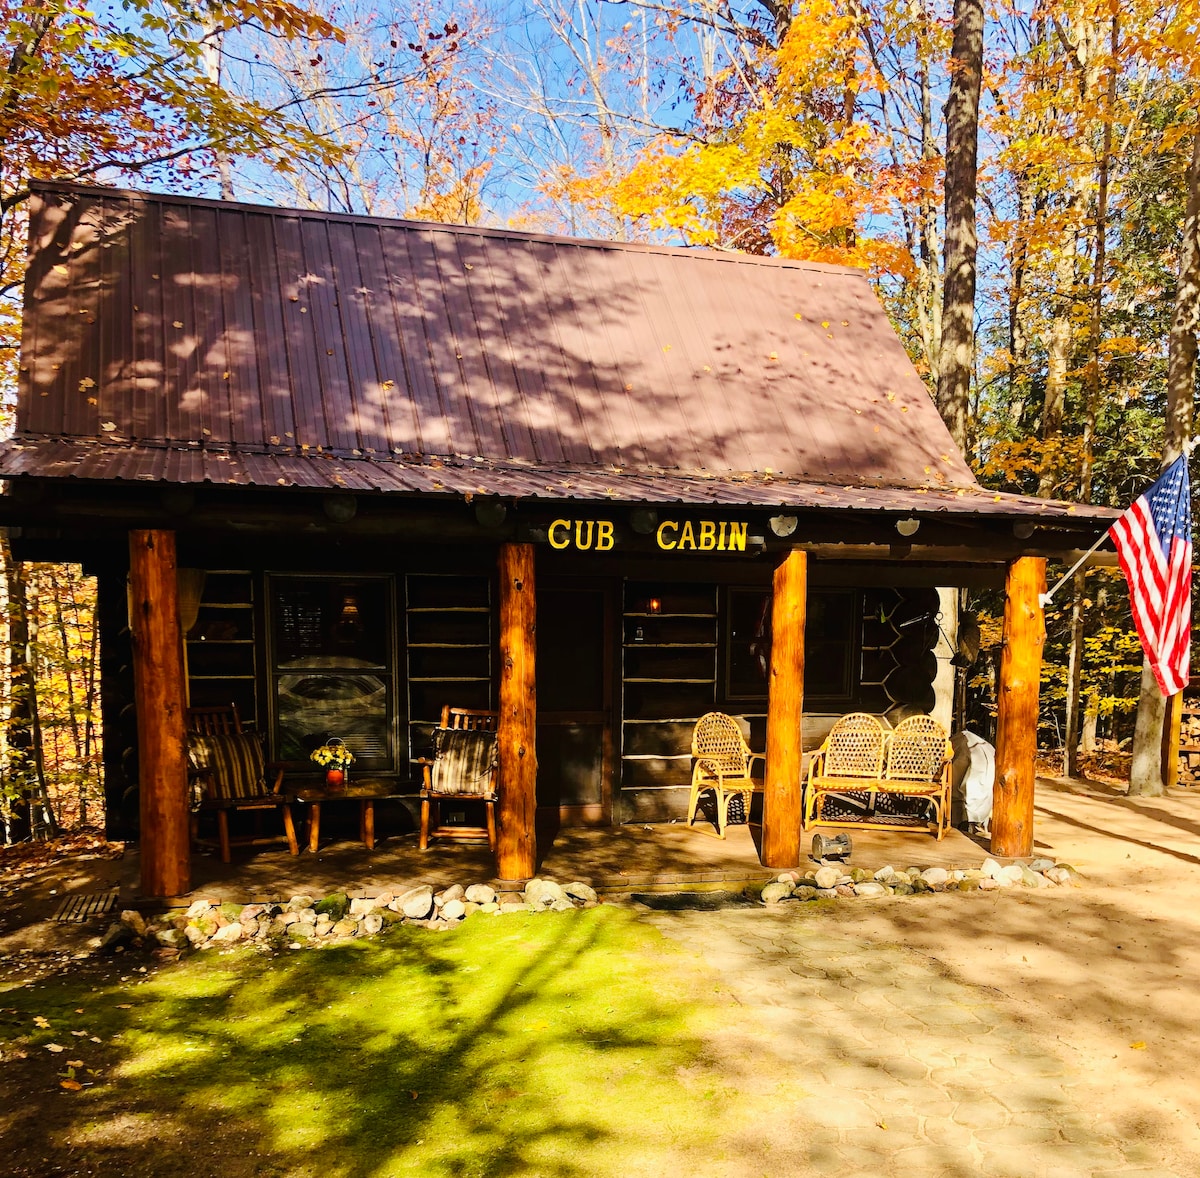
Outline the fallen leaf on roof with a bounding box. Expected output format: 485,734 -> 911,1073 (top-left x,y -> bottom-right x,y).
45,1044 -> 65,1053
60,1079 -> 83,1091
100,422 -> 116,432
34,1016 -> 49,1028
79,377 -> 95,390
172,321 -> 183,329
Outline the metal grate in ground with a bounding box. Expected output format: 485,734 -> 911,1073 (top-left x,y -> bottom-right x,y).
52,888 -> 120,923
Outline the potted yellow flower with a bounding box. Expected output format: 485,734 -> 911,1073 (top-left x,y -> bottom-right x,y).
310,737 -> 355,790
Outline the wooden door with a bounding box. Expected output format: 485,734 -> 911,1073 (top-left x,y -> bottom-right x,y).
536,585 -> 613,825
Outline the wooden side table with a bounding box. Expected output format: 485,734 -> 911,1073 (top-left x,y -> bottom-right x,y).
294,781 -> 402,852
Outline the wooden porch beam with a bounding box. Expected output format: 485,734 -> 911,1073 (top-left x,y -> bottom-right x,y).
129,529 -> 190,897
497,542 -> 537,881
990,556 -> 1047,858
763,548 -> 807,868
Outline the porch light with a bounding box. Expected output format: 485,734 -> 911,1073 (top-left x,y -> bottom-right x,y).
646,597 -> 662,614
895,517 -> 920,537
629,507 -> 658,534
769,514 -> 798,537
1012,521 -> 1035,539
323,493 -> 357,523
474,499 -> 507,527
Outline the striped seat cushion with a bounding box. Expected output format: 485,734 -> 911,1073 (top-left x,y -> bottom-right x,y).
187,733 -> 267,800
430,728 -> 497,796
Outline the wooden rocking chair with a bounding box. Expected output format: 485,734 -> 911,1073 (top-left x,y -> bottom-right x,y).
186,705 -> 299,863
418,706 -> 499,851
687,711 -> 764,838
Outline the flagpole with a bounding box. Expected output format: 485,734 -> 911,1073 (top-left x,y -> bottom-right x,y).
1038,438 -> 1199,608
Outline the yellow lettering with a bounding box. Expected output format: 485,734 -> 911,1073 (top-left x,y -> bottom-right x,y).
699,520 -> 717,550
575,520 -> 595,550
679,521 -> 696,550
548,519 -> 571,549
727,522 -> 747,551
596,519 -> 614,550
718,521 -> 728,551
656,520 -> 678,550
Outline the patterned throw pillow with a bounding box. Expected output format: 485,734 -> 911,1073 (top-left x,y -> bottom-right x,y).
430,728 -> 498,796
186,733 -> 267,800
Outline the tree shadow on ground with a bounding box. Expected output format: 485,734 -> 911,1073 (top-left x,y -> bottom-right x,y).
0,908 -> 715,1178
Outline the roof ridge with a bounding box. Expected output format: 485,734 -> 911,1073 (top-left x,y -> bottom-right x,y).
28,180 -> 867,276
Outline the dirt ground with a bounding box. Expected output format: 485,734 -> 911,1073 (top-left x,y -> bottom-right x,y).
3,778 -> 1200,1176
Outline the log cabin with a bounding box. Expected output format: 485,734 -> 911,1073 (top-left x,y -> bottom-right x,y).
0,182 -> 1117,895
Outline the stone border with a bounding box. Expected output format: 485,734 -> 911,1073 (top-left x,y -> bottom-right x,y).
100,877 -> 600,955
760,857 -> 1080,903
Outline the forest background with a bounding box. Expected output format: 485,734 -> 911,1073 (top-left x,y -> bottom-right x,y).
0,0 -> 1196,835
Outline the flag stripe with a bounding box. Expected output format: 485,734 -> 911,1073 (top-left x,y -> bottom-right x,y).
1109,455 -> 1192,699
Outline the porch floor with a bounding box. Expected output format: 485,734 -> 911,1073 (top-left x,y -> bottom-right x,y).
127,817 -> 986,905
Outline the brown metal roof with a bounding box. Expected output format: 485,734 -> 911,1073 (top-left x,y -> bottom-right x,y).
0,435 -> 1116,523
14,182 -> 978,486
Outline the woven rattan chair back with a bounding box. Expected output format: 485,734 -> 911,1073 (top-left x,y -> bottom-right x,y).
885,714 -> 949,782
692,712 -> 751,776
823,712 -> 886,778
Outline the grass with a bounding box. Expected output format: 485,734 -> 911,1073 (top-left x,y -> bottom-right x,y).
0,908 -> 731,1177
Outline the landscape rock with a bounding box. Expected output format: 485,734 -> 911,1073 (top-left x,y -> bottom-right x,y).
1029,857 -> 1056,873
853,881 -> 887,898
397,886 -> 435,920
442,899 -> 467,920
760,881 -> 794,904
813,866 -> 840,890
549,897 -> 575,912
348,897 -> 377,917
981,858 -> 1003,879
465,884 -> 497,905
185,900 -> 214,920
331,919 -> 359,937
979,877 -> 999,891
524,879 -> 567,908
920,867 -> 950,886
793,886 -> 818,901
212,923 -> 244,944
120,909 -> 147,936
564,881 -> 598,904
999,864 -> 1024,883
285,895 -> 315,912
315,894 -> 350,920
438,884 -> 465,904
362,914 -> 384,935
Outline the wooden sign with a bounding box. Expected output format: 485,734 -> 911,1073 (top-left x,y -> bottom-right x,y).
546,518 -> 749,552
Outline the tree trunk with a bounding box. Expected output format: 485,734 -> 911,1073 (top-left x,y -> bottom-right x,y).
1,535 -> 33,843
1128,128 -> 1200,796
935,0 -> 984,453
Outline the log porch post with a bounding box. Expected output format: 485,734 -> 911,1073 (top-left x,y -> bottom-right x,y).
991,555 -> 1047,858
763,548 -> 807,868
497,542 -> 537,881
129,529 -> 190,898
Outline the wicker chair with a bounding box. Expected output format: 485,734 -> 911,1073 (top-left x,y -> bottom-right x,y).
878,714 -> 953,838
419,706 -> 499,851
687,712 -> 763,838
803,712 -> 887,831
186,705 -> 299,862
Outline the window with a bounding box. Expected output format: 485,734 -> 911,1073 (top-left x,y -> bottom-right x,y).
268,576 -> 394,768
725,587 -> 857,702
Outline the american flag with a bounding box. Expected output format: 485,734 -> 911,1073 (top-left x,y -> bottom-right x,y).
1109,454 -> 1193,697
